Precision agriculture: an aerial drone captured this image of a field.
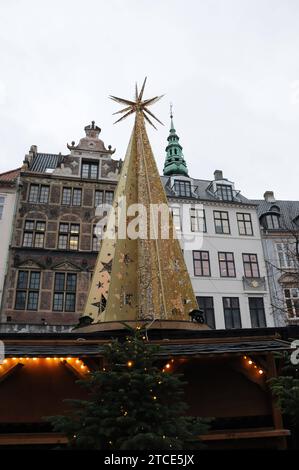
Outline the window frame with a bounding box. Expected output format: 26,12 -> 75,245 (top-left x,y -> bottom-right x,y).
53,272 -> 77,312
81,161 -> 99,180
15,270 -> 40,311
242,253 -> 260,278
190,207 -> 206,233
223,297 -> 242,329
62,187 -> 82,206
216,184 -> 233,201
196,296 -> 215,329
193,250 -> 211,277
237,212 -> 253,236
174,180 -> 192,198
22,220 -> 46,248
218,252 -> 236,277
92,224 -> 102,252
95,190 -> 104,207
213,210 -> 230,234
248,297 -> 266,328
0,195 -> 5,220
28,184 -> 49,204
284,288 -> 299,319
58,223 -> 80,250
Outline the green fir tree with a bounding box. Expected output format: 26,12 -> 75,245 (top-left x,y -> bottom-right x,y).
47,327 -> 210,449
269,351 -> 299,448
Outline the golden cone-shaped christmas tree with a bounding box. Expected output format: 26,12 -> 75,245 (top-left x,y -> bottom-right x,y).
84,79 -> 201,324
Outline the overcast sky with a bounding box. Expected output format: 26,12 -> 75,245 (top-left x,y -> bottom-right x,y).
0,0 -> 298,200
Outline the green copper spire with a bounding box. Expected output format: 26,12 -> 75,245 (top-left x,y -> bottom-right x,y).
163,104 -> 189,177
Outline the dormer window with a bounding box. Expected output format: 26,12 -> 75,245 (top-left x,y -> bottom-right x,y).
174,180 -> 191,197
216,184 -> 233,201
261,213 -> 281,229
293,216 -> 299,227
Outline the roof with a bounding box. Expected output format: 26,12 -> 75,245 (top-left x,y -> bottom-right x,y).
1,326 -> 295,357
2,338 -> 290,357
252,199 -> 299,228
0,168 -> 21,183
161,176 -> 253,205
29,153 -> 63,173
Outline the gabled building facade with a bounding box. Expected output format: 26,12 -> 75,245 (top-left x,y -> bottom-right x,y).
0,123 -> 121,331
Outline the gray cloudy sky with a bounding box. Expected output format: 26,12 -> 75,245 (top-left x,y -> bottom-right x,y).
0,0 -> 299,200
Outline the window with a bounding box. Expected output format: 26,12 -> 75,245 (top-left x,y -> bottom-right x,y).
214,211 -> 230,234
28,184 -> 49,203
193,251 -> 211,277
249,298 -> 266,327
81,161 -> 99,179
190,207 -> 206,232
262,214 -> 280,229
23,220 -> 46,248
216,184 -> 233,201
237,213 -> 253,236
276,243 -> 295,268
243,254 -> 260,278
95,190 -> 104,207
223,297 -> 241,329
196,296 -> 215,329
284,288 -> 299,319
0,196 -> 5,220
174,180 -> 191,197
15,271 -> 40,310
218,252 -> 236,277
39,186 -> 49,203
58,223 -> 80,250
92,224 -> 102,251
62,188 -> 71,205
53,273 -> 77,312
105,191 -> 114,206
62,188 -> 82,206
171,206 -> 181,231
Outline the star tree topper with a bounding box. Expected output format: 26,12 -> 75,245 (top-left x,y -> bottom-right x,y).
110,77 -> 164,129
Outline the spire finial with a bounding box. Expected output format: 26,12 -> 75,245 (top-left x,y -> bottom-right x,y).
163,104 -> 189,177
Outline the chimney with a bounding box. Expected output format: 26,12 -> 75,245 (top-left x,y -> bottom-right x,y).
214,170 -> 223,180
263,191 -> 276,203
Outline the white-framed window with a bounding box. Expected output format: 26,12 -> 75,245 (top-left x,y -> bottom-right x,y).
190,207 -> 206,232
0,195 -> 5,220
284,288 -> 299,319
276,243 -> 295,268
171,206 -> 181,232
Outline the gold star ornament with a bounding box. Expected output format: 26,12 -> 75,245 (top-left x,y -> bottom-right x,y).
110,77 -> 164,129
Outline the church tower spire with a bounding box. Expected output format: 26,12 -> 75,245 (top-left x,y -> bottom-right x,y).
163,105 -> 189,177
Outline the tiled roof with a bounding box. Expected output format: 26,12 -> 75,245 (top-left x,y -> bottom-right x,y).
29,153 -> 64,173
0,168 -> 21,182
251,199 -> 299,228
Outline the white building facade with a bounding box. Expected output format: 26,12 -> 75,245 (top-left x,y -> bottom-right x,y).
163,172 -> 274,329
162,115 -> 273,329
0,169 -> 20,308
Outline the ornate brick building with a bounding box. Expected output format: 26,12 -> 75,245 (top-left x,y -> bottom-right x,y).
0,122 -> 121,331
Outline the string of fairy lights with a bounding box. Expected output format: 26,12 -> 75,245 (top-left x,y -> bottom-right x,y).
0,357 -> 90,375
0,355 -> 265,378
243,355 -> 264,376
